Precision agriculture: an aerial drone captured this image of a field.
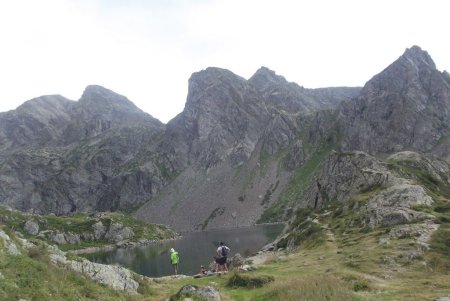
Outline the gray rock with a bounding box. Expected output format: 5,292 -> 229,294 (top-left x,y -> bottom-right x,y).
64,232 -> 81,244
24,220 -> 39,235
239,264 -> 257,272
104,223 -> 134,243
366,183 -> 433,229
196,286 -> 221,301
176,285 -> 221,301
49,245 -> 139,292
229,253 -> 245,269
92,221 -> 106,239
0,230 -> 21,255
50,232 -> 67,245
302,151 -> 392,209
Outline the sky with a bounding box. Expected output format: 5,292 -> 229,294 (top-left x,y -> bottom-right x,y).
0,0 -> 449,123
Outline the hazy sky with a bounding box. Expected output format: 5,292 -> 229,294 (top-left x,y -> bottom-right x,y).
1,0 -> 449,123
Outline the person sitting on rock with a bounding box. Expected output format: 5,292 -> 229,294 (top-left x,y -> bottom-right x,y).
200,265 -> 207,275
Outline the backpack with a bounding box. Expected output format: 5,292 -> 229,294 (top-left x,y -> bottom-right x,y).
221,246 -> 228,257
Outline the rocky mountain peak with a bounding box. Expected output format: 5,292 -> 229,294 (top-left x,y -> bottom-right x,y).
341,45 -> 450,156
402,45 -> 436,69
186,67 -> 249,106
16,95 -> 73,113
79,85 -> 141,113
248,66 -> 288,88
360,45 -> 439,97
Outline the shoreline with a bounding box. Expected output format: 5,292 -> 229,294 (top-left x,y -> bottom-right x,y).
68,222 -> 285,255
67,237 -> 181,255
177,221 -> 286,234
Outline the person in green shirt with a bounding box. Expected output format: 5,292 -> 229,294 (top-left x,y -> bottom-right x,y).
169,248 -> 179,275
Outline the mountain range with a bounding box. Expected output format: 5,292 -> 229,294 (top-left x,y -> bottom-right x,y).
0,45 -> 449,232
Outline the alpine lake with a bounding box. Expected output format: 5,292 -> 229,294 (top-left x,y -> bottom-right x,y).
83,223 -> 284,277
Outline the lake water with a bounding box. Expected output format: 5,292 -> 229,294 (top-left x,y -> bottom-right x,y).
84,224 -> 284,277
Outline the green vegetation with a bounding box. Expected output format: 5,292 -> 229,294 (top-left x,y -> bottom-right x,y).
257,141 -> 334,223
257,113 -> 342,224
261,189 -> 272,206
227,273 -> 274,288
0,207 -> 176,251
0,231 -> 138,301
276,208 -> 325,249
2,187 -> 450,301
387,156 -> 450,274
197,207 -> 226,230
387,158 -> 450,200
2,148 -> 450,300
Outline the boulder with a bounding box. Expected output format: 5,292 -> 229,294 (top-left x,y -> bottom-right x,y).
366,183 -> 434,229
229,253 -> 245,269
92,221 -> 106,239
104,223 -> 134,243
0,230 -> 21,255
49,232 -> 67,244
174,285 -> 221,301
23,220 -> 39,235
64,232 -> 81,244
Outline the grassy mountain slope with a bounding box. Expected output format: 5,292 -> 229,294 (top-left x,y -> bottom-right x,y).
1,151 -> 449,300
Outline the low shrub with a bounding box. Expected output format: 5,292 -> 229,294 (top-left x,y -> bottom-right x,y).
352,279 -> 370,292
226,272 -> 274,289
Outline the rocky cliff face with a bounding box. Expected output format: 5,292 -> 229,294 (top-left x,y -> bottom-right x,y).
301,151 -> 443,227
162,67 -> 272,169
0,86 -> 168,215
0,95 -> 74,154
134,67 -> 357,230
61,85 -> 163,144
340,46 -> 450,159
249,66 -> 359,114
1,46 -> 449,232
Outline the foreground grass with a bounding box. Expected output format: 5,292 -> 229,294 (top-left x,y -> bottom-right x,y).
140,223 -> 450,301
0,238 -> 134,301
149,198 -> 450,301
2,200 -> 450,299
2,218 -> 450,300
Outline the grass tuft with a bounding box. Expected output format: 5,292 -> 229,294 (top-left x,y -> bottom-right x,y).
227,272 -> 274,289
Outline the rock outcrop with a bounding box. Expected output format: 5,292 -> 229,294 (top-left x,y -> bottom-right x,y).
0,230 -> 21,255
340,46 -> 450,158
302,150 -> 441,226
0,230 -> 139,293
249,66 -> 360,114
23,220 -> 39,235
171,284 -> 221,301
49,245 -> 139,292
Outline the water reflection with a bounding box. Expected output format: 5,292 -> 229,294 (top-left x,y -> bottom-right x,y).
84,224 -> 284,277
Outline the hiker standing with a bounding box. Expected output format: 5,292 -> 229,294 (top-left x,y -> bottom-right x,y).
215,242 -> 230,272
169,248 -> 179,275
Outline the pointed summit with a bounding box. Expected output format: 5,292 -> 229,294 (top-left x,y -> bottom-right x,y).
402,45 -> 436,69
249,66 -> 288,87
360,45 -> 439,97
79,85 -> 140,111
341,45 -> 450,155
